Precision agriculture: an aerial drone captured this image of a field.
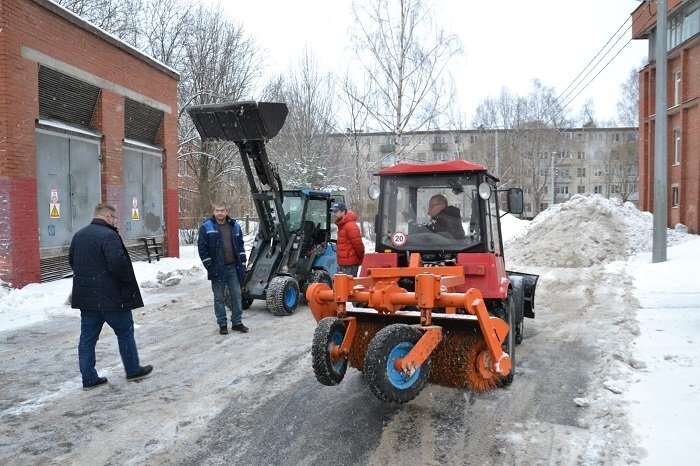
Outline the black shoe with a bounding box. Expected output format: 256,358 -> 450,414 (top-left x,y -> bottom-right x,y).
219,325 -> 229,335
82,376 -> 108,391
126,365 -> 153,382
231,323 -> 249,333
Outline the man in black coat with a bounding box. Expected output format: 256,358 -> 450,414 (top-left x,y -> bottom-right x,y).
426,194 -> 466,239
69,203 -> 152,390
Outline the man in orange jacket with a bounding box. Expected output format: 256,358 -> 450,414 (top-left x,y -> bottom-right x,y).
331,202 -> 365,276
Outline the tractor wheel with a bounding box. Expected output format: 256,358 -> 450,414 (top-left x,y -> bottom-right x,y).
301,270 -> 333,303
364,324 -> 431,404
512,279 -> 525,345
312,317 -> 348,386
266,276 -> 300,316
226,290 -> 254,311
501,292 -> 516,386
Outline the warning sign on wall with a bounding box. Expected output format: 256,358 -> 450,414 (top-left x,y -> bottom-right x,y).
132,208 -> 140,220
50,187 -> 60,219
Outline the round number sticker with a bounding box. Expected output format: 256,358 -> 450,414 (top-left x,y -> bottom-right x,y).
391,231 -> 407,247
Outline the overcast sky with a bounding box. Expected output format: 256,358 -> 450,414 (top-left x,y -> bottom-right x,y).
215,0 -> 648,126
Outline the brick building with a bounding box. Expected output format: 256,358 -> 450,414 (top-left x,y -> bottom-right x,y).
633,0 -> 700,233
0,0 -> 180,287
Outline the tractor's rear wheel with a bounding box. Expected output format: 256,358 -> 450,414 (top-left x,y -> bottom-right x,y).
364,324 -> 431,404
266,276 -> 299,316
312,317 -> 348,386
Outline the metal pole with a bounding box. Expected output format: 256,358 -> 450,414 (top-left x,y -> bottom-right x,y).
653,0 -> 667,263
494,129 -> 499,178
551,152 -> 555,205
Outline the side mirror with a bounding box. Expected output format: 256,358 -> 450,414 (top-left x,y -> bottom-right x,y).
368,183 -> 380,200
507,188 -> 524,215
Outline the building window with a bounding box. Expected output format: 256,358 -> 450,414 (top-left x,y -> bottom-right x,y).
674,71 -> 682,106
594,168 -> 604,177
674,129 -> 681,165
577,151 -> 586,160
577,168 -> 586,177
401,136 -> 410,145
672,185 -> 680,207
539,202 -> 549,211
682,7 -> 700,42
435,152 -> 447,161
594,185 -> 603,194
611,185 -> 621,194
578,185 -> 585,194
178,159 -> 188,176
610,133 -> 620,142
469,135 -> 478,144
453,135 -> 461,144
418,136 -> 426,145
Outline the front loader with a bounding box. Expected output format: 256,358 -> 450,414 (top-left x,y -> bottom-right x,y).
306,160 -> 538,403
186,101 -> 339,316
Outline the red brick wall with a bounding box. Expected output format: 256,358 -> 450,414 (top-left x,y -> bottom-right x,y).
0,0 -> 179,287
637,33 -> 700,234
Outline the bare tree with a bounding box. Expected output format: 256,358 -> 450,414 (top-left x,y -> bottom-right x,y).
617,66 -> 640,127
261,48 -> 338,190
177,4 -> 263,218
349,0 -> 462,160
54,0 -> 142,40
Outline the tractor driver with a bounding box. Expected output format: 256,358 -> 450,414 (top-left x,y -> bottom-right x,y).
425,194 -> 466,239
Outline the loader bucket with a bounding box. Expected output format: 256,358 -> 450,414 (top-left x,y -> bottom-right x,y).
185,101 -> 288,142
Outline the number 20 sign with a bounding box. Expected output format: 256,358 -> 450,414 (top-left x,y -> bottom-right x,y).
391,231 -> 407,247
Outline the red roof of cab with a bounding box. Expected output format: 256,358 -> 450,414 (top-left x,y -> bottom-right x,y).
377,160 -> 487,175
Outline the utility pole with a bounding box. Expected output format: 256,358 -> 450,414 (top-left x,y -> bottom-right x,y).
653,0 -> 668,263
550,152 -> 556,205
494,129 -> 499,178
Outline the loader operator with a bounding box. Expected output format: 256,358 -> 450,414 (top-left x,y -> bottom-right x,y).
426,194 -> 466,239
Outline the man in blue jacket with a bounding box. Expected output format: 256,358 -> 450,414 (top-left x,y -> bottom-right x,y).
69,203 -> 152,390
198,201 -> 248,335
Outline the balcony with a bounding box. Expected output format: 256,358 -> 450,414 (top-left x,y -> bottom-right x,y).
380,144 -> 396,153
431,142 -> 448,151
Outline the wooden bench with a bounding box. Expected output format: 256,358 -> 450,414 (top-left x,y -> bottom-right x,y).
139,236 -> 161,263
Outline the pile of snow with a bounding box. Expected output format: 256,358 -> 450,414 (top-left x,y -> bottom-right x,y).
505,194 -> 690,268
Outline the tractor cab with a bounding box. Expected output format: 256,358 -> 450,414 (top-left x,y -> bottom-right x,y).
372,160 -> 523,266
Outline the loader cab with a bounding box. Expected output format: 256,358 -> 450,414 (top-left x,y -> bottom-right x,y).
373,161 -> 520,265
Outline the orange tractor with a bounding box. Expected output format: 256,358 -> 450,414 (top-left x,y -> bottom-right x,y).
306,160 -> 538,403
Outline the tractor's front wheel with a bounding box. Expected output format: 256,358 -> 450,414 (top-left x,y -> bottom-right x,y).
266,276 -> 300,316
364,324 -> 431,404
312,317 -> 348,386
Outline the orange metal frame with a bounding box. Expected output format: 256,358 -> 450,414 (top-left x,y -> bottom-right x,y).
307,253 -> 512,377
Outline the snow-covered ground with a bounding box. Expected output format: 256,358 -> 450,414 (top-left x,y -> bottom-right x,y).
1,194 -> 698,464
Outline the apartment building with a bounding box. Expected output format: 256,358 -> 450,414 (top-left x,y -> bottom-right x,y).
325,126 -> 638,219
633,0 -> 700,233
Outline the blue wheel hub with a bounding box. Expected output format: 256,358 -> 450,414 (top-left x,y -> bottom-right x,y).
330,330 -> 345,373
386,342 -> 421,389
284,285 -> 297,308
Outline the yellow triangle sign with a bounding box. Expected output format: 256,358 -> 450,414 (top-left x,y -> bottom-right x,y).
132,209 -> 140,220
50,204 -> 60,218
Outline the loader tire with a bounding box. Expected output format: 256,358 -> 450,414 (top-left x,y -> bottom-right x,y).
312,317 -> 348,386
266,276 -> 299,316
301,270 -> 333,303
364,324 -> 431,404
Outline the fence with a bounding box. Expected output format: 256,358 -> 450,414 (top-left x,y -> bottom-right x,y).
178,215 -> 259,244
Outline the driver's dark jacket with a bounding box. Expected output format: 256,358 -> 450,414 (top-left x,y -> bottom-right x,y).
427,205 -> 466,239
197,216 -> 246,282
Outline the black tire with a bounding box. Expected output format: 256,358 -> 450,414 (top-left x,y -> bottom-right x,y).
364,324 -> 431,404
312,317 -> 348,386
266,276 -> 300,316
301,270 -> 333,303
501,292 -> 516,385
511,278 -> 525,345
224,289 -> 251,311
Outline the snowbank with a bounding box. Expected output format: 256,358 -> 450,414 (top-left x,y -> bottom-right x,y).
505,194 -> 690,268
